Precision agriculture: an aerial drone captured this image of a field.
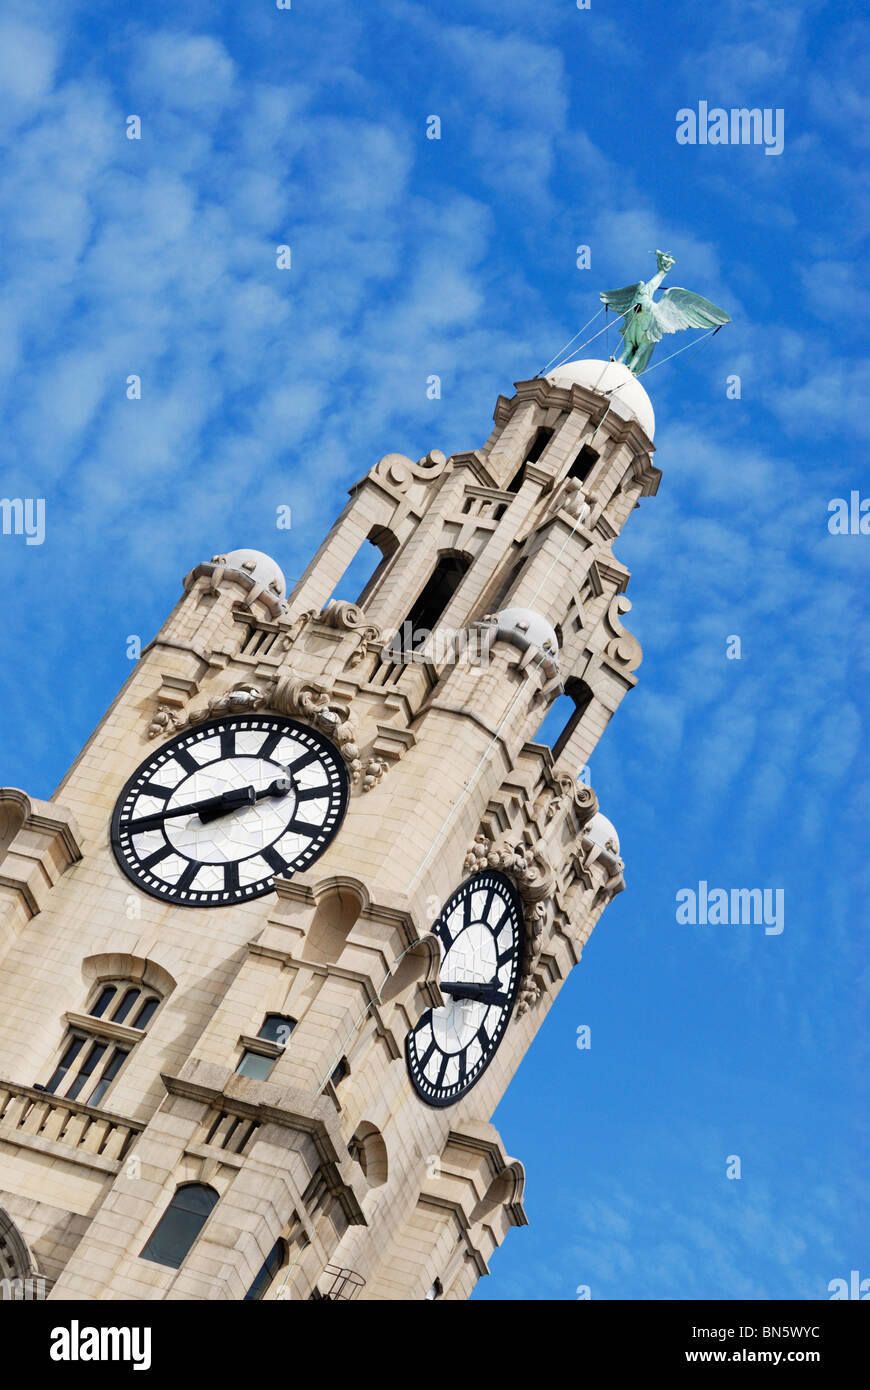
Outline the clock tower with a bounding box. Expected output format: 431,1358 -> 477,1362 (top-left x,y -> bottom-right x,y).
0,357 -> 659,1301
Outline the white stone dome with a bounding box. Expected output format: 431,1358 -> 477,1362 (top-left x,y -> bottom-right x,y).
585,811 -> 620,856
219,549 -> 286,598
494,608 -> 559,658
545,358 -> 655,441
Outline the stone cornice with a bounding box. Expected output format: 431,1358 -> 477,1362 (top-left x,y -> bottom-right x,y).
493,376 -> 657,456
63,1013 -> 145,1047
183,559 -> 288,620
0,789 -> 84,922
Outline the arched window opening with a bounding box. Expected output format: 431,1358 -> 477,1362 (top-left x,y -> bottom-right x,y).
507,425 -> 556,492
236,1013 -> 297,1080
0,796 -> 28,864
244,1238 -> 288,1301
506,465 -> 525,494
0,1209 -> 36,1286
140,1183 -> 219,1270
90,985 -> 116,1018
524,426 -> 554,465
325,528 -> 399,610
567,443 -> 599,484
112,987 -> 141,1024
481,556 -> 525,619
532,679 -> 594,757
398,553 -> 470,654
302,886 -> 362,965
42,978 -> 162,1109
348,1122 -> 388,1187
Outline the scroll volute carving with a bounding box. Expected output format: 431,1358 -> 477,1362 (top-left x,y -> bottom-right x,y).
371,449 -> 448,493
603,595 -> 643,672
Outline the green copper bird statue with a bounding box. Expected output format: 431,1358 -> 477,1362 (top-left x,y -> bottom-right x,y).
600,251 -> 730,375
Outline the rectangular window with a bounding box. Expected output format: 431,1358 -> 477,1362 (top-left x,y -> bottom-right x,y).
87,1047 -> 129,1107
65,1040 -> 107,1101
236,1050 -> 275,1080
44,1036 -> 86,1094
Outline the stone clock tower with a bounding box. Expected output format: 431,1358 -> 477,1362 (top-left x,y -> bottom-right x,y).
0,358 -> 659,1301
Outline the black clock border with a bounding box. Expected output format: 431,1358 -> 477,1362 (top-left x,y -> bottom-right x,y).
405,868 -> 524,1108
110,714 -> 350,908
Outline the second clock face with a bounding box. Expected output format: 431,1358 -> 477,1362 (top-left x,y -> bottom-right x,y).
406,870 -> 524,1108
111,715 -> 348,906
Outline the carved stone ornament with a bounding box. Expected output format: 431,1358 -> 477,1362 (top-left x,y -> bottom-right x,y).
371,449 -> 448,493
361,757 -> 389,792
533,772 -> 598,826
146,676 -> 368,786
318,601 -> 382,667
603,595 -> 643,672
147,683 -> 267,739
550,476 -> 591,525
211,554 -> 284,598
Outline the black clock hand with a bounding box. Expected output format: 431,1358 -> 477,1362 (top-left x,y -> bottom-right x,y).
441,980 -> 511,1006
128,778 -> 293,831
197,777 -> 294,823
127,793 -> 253,832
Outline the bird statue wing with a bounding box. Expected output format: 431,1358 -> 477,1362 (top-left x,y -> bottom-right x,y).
599,282 -> 642,315
649,287 -> 731,342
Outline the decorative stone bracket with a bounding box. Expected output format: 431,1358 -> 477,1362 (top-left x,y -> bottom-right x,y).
532,771 -> 598,828
0,789 -> 83,921
463,834 -> 556,1018
462,768 -> 604,1017
318,600 -> 382,668
146,673 -> 403,793
603,595 -> 643,673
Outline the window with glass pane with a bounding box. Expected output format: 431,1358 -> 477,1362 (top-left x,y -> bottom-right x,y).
111,987 -> 141,1024
65,1040 -> 107,1100
41,978 -> 163,1108
132,996 -> 159,1029
90,985 -> 117,1018
258,1014 -> 296,1046
236,1050 -> 276,1080
45,1036 -> 86,1094
87,1047 -> 129,1107
140,1184 -> 218,1268
244,1239 -> 286,1300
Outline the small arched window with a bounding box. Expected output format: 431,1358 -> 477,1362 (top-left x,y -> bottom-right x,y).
553,678 -> 594,758
325,528 -> 399,609
532,679 -> 594,758
398,553 -> 470,654
567,443 -> 599,483
140,1183 -> 219,1269
244,1238 -> 287,1301
347,1122 -> 388,1187
42,979 -> 162,1108
506,426 -> 556,492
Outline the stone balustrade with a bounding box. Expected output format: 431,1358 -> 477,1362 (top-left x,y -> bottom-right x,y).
0,1080 -> 141,1163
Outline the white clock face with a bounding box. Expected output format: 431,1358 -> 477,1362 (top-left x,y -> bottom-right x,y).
111,716 -> 348,906
406,871 -> 523,1107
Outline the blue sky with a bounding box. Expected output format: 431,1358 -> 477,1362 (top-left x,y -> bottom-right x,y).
0,0 -> 866,1300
